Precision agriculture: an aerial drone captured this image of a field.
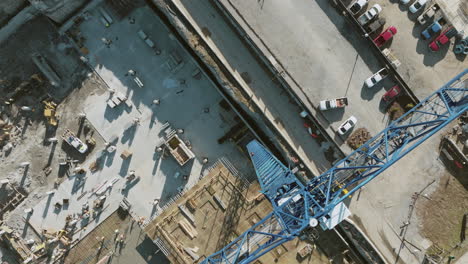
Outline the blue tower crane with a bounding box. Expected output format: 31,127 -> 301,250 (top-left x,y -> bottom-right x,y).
202,69 -> 468,264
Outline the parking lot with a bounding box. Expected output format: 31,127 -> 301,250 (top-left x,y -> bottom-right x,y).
218,0 -> 399,145
28,2 -> 254,240
345,0 -> 467,99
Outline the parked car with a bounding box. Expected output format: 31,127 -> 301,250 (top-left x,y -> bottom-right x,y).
429,27 -> 457,52
373,26 -> 397,47
365,17 -> 386,34
365,68 -> 390,88
409,0 -> 427,13
338,116 -> 357,135
400,0 -> 412,5
421,17 -> 446,40
349,0 -> 369,16
417,4 -> 440,25
319,97 -> 348,111
382,85 -> 402,102
357,4 -> 382,25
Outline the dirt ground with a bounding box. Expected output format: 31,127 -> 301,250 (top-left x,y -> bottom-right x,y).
417,172 -> 468,259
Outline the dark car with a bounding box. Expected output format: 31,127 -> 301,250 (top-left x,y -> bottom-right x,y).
349,0 -> 369,15
365,17 -> 386,35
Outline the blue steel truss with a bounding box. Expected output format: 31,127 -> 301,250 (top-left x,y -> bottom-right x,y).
202,69 -> 468,264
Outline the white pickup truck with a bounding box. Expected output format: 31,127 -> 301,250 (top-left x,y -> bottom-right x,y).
319,97 -> 348,111
358,4 -> 382,25
62,129 -> 88,154
417,3 -> 440,25
365,68 -> 389,88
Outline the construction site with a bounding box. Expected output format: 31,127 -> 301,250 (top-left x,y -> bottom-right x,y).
0,0 -> 467,264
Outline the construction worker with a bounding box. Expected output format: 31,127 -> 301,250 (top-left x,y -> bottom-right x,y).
101,38 -> 112,47
152,198 -> 160,206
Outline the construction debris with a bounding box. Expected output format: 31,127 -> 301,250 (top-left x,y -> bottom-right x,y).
347,128 -> 372,150
0,224 -> 34,261
0,183 -> 26,220
178,219 -> 197,239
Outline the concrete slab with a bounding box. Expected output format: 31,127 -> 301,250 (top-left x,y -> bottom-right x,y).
28,3 -> 254,242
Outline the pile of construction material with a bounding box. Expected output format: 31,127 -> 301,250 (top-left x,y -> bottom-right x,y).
0,183 -> 26,220
0,221 -> 72,263
2,74 -> 45,105
0,116 -> 12,147
0,224 -> 34,262
0,115 -> 24,155
347,128 -> 372,150
439,113 -> 468,173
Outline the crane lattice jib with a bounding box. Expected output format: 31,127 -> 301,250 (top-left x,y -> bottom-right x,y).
202,69 -> 468,264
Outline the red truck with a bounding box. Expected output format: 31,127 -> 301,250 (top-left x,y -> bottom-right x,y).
429,27 -> 457,52
382,85 -> 402,102
373,26 -> 397,47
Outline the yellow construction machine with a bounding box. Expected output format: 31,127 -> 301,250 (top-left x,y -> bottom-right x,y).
42,99 -> 58,127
